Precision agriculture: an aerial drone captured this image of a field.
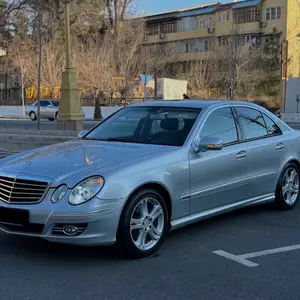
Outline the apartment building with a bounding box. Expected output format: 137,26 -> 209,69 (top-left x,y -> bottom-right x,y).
142,0 -> 300,77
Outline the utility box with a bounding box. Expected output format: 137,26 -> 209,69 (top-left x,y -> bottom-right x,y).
156,78 -> 188,100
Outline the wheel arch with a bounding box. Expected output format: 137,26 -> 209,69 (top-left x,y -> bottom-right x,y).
276,158 -> 300,183
123,181 -> 173,221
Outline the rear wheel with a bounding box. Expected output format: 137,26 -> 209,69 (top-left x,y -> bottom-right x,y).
116,189 -> 169,259
29,111 -> 36,121
48,118 -> 54,121
275,162 -> 300,210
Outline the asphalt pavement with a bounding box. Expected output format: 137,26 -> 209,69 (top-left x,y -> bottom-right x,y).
1,204 -> 300,300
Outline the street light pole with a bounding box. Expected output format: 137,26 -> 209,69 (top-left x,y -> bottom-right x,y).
37,16 -> 42,131
57,0 -> 83,131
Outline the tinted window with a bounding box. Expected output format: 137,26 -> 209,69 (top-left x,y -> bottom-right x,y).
263,113 -> 282,135
40,100 -> 50,107
51,100 -> 59,107
235,107 -> 268,140
201,107 -> 238,144
84,107 -> 201,146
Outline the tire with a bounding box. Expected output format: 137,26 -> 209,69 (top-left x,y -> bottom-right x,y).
274,162 -> 300,210
48,118 -> 54,121
29,112 -> 36,121
116,188 -> 169,259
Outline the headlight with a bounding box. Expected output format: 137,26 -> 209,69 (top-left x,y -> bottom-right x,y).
68,176 -> 104,205
51,185 -> 68,203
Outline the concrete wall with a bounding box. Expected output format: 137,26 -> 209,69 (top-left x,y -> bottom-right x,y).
282,78 -> 300,119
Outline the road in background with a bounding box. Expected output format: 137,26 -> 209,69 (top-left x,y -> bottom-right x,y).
0,119 -> 100,130
1,119 -> 300,131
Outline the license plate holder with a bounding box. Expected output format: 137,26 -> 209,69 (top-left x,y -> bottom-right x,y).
0,206 -> 29,226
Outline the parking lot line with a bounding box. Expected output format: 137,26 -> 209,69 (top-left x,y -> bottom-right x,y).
213,243 -> 300,267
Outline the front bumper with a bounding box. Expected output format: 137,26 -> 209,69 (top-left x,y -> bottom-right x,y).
0,192 -> 125,246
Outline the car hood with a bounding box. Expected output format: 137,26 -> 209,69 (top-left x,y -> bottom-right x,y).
0,140 -> 175,187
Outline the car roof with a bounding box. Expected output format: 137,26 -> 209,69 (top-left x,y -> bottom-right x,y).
129,99 -> 258,109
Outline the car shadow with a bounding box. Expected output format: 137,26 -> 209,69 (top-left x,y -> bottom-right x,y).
0,203 -> 290,263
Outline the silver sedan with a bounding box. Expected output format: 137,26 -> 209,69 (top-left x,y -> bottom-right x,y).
25,99 -> 59,121
0,100 -> 299,258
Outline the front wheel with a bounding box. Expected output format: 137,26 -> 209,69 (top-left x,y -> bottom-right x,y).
29,112 -> 36,121
275,162 -> 300,210
116,189 -> 169,259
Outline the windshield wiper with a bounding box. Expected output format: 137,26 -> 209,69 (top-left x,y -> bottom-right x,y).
83,137 -> 144,144
106,138 -> 138,143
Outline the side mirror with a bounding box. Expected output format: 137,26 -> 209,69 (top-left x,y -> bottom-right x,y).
192,136 -> 223,153
77,130 -> 88,139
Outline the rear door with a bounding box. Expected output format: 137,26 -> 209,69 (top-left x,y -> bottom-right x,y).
233,105 -> 286,198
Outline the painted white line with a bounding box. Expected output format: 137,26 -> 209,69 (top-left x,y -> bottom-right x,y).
213,250 -> 259,267
213,243 -> 300,268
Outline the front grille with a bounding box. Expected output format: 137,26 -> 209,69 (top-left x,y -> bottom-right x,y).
0,176 -> 49,204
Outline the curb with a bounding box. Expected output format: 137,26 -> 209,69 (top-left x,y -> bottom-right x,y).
0,115 -> 26,119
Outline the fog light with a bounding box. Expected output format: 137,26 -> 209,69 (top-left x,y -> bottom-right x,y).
62,225 -> 78,236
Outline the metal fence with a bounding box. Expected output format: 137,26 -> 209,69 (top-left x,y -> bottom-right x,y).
0,97 -> 163,107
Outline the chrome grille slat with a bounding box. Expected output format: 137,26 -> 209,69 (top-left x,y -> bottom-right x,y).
11,191 -> 44,195
0,186 -> 11,195
14,182 -> 48,188
0,182 -> 15,190
0,190 -> 10,198
0,178 -> 14,184
9,186 -> 46,192
0,175 -> 50,204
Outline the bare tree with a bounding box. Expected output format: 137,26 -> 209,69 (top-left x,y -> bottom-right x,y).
0,0 -> 29,30
216,30 -> 261,99
180,54 -> 219,99
40,35 -> 65,97
9,35 -> 37,112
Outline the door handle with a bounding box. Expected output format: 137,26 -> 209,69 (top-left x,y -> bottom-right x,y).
276,143 -> 284,150
236,150 -> 247,159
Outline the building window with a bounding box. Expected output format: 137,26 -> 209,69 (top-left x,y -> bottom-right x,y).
218,11 -> 229,22
145,25 -> 159,36
177,17 -> 197,32
240,34 -> 261,46
204,39 -> 215,51
266,7 -> 281,20
161,22 -> 177,34
233,7 -> 260,24
198,14 -> 214,29
219,36 -> 228,46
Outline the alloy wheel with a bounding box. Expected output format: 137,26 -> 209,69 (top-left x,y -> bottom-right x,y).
282,167 -> 299,205
130,197 -> 165,251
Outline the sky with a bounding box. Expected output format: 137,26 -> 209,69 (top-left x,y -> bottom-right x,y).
135,0 -> 232,15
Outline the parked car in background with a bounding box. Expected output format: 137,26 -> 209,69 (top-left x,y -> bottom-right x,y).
25,99 -> 59,121
1,100 -> 300,258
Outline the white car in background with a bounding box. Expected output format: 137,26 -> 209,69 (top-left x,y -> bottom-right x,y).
25,99 -> 59,121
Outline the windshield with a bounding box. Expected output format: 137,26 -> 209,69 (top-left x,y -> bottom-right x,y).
84,106 -> 201,146
51,100 -> 59,107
